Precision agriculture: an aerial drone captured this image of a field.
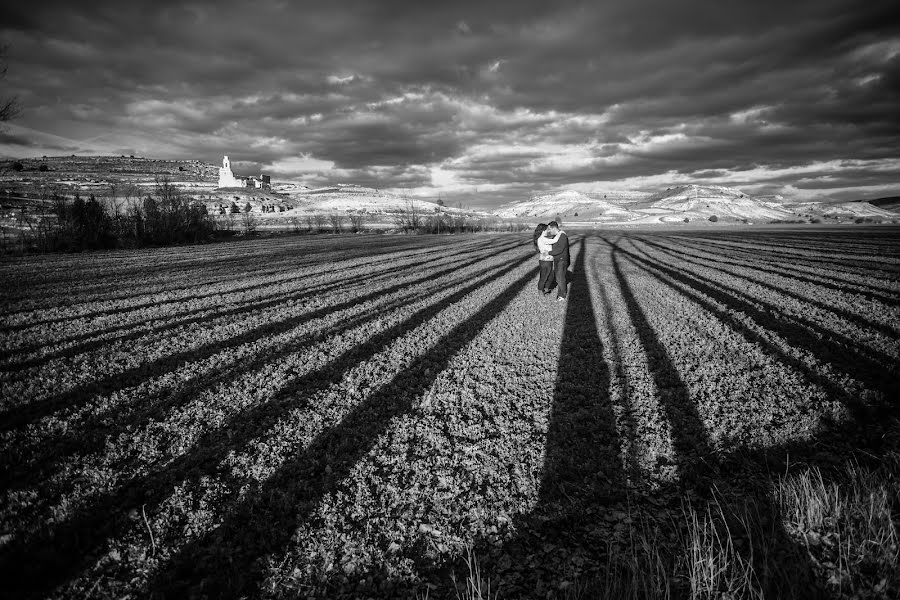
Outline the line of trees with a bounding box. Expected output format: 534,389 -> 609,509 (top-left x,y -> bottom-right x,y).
393,201 -> 527,234
4,183 -> 529,254
4,177 -> 214,253
285,204 -> 527,236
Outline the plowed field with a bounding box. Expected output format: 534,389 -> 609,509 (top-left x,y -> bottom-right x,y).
1,229 -> 898,599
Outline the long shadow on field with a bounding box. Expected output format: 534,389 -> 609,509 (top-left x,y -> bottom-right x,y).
0,256 -> 510,503
675,236 -> 900,297
634,236 -> 900,340
716,230 -> 900,264
620,240 -> 899,407
0,238 -> 523,369
466,236 -> 827,599
0,256 -> 536,600
0,235 -> 475,332
0,241 -> 525,436
141,265 -> 539,599
676,236 -> 900,305
470,238 -> 631,598
0,248 -> 531,507
610,240 -> 717,484
607,236 -> 823,598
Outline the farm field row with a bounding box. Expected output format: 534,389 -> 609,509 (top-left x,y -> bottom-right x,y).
1,228 -> 899,599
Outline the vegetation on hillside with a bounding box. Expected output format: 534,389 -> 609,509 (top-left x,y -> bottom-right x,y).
1,177 -> 214,252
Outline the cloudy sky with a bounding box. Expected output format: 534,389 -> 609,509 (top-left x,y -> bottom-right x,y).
1,0 -> 898,208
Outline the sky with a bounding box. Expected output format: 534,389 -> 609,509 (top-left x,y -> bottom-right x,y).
1,0 -> 899,208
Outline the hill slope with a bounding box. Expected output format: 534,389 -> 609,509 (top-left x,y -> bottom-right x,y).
283,184 -> 446,215
495,190 -> 641,219
632,184 -> 794,221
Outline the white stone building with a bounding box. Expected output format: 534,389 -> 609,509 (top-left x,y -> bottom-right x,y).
218,155 -> 243,188
218,155 -> 270,189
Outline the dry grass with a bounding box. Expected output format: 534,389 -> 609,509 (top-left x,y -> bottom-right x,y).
439,457 -> 899,599
452,544 -> 499,600
679,495 -> 764,600
774,457 -> 900,597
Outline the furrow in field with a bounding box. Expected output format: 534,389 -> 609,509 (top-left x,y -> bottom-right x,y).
0,244 -> 530,500
0,234 -> 461,313
725,232 -> 900,258
0,245 -> 537,599
631,238 -> 900,368
0,236 -> 490,327
609,240 -> 804,461
638,236 -> 900,339
147,253 -> 540,598
615,239 -> 895,408
0,237 -> 521,363
0,241 -> 527,445
669,235 -> 900,302
674,235 -> 900,283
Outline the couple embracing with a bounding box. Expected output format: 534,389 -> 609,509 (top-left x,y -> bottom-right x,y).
533,221 -> 570,302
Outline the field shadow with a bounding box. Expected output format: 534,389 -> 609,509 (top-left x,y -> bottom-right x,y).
0,254 -> 536,600
0,240 -> 525,438
456,235 -> 828,599
463,238 -> 629,598
0,237 -> 523,366
620,238 -> 898,411
606,236 -> 822,598
144,263 -> 538,598
636,236 -> 900,338
674,235 -> 900,304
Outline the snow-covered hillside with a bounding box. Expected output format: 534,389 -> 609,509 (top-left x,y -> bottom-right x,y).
633,184 -> 795,221
497,184 -> 798,222
495,190 -> 639,219
787,201 -> 897,219
284,184 -> 446,215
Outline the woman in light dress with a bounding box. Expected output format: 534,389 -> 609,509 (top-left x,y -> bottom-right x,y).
533,223 -> 562,296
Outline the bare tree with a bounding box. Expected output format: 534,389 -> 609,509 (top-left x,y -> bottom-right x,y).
221,209 -> 236,232
240,208 -> 258,235
348,212 -> 366,233
328,213 -> 346,234
0,44 -> 19,128
394,200 -> 422,233
103,182 -> 124,219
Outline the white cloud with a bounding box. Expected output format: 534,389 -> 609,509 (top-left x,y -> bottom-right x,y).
264,155 -> 335,176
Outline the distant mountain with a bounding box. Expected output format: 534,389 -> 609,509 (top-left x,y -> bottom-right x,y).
632,184 -> 794,221
787,200 -> 897,219
283,184 -> 450,215
853,196 -> 900,211
497,184 -> 799,223
494,189 -> 644,219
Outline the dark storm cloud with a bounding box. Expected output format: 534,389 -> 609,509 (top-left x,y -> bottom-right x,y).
1,0 -> 898,204
0,131 -> 35,147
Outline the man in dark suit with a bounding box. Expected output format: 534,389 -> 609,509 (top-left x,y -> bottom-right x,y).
547,221 -> 569,301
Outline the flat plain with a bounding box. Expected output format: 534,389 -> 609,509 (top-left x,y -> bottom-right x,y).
1,228 -> 898,599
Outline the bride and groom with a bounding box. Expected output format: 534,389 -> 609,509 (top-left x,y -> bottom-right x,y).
533,221 -> 570,302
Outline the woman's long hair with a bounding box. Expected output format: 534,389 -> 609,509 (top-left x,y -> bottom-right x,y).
533,223 -> 548,251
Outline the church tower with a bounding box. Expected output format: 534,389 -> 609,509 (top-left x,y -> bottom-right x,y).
218,155 -> 242,188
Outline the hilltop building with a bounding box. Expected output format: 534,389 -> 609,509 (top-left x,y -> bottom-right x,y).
217,155 -> 270,189
218,155 -> 241,188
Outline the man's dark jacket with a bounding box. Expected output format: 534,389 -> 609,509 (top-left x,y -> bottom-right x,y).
549,232 -> 570,263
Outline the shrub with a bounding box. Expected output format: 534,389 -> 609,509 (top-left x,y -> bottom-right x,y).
708,215 -> 719,222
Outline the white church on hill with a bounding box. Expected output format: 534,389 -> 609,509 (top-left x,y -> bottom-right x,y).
218,155 -> 270,189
